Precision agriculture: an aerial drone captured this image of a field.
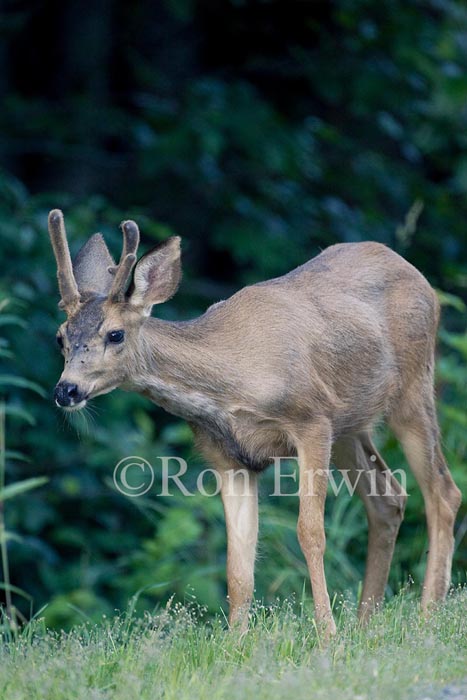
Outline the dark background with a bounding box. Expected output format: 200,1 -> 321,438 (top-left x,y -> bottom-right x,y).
0,0 -> 466,627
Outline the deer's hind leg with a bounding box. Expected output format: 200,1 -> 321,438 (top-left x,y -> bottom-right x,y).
389,384 -> 461,608
333,432 -> 407,621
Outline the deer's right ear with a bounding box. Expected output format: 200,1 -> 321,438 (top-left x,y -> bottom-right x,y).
129,237 -> 181,315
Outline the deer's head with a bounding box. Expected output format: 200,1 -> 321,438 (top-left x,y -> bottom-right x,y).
48,210 -> 181,411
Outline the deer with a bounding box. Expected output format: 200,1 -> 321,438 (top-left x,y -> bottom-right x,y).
48,208 -> 461,637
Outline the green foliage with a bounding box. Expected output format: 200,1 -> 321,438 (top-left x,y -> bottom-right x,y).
0,0 -> 466,627
0,299 -> 49,631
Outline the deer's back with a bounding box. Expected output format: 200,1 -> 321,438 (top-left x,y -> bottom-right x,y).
195,241 -> 439,438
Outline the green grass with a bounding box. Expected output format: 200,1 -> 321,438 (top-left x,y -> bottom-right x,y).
0,588 -> 466,700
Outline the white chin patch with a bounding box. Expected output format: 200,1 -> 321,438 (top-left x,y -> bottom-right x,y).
62,400 -> 87,412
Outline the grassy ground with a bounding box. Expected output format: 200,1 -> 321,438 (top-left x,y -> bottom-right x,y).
0,588 -> 465,700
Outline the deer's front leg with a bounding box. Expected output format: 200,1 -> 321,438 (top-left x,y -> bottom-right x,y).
296,421 -> 336,638
219,465 -> 258,633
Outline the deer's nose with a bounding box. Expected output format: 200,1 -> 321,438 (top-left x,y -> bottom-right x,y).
54,382 -> 82,407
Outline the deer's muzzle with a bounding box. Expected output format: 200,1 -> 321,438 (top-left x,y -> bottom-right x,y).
54,381 -> 87,409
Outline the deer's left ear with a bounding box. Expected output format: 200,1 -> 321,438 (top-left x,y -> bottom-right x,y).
73,233 -> 115,296
129,237 -> 181,315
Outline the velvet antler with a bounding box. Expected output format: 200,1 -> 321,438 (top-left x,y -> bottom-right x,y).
108,220 -> 140,302
48,209 -> 80,313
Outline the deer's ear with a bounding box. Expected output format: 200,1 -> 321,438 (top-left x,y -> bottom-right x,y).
73,233 -> 115,295
129,237 -> 181,314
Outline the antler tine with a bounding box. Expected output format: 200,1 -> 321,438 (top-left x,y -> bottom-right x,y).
108,220 -> 140,301
48,209 -> 80,312
120,219 -> 140,260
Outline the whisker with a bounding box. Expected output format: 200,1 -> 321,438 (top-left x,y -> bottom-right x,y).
64,407 -> 93,438
84,400 -> 100,419
82,404 -> 98,429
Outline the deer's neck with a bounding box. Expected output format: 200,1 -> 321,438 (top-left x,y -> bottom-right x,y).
128,317 -> 283,473
130,317 -> 232,425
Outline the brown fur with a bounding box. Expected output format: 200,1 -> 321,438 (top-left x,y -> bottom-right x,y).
49,211 -> 462,636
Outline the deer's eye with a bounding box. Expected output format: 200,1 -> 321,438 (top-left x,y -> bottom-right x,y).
56,335 -> 64,349
107,330 -> 125,344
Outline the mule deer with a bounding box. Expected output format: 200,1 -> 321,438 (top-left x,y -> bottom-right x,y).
48,209 -> 461,636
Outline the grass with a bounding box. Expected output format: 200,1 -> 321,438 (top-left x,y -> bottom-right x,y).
0,588 -> 465,700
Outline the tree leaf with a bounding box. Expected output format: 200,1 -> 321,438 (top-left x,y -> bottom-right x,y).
3,405 -> 36,425
0,375 -> 46,397
0,477 -> 49,502
0,315 -> 28,328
